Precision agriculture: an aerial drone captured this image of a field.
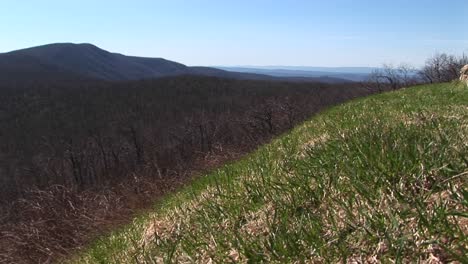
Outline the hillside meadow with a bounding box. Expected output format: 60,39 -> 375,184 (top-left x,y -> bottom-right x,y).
73,82 -> 467,263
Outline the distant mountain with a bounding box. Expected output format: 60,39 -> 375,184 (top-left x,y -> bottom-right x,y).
220,66 -> 378,73
188,67 -> 350,82
0,43 -> 192,81
0,43 -> 353,83
216,67 -> 377,82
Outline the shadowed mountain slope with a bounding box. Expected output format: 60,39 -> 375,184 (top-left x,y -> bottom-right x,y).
0,43 -> 351,83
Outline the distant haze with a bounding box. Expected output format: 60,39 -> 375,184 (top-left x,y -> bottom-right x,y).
217,66 -> 378,74
216,67 -> 377,82
1,0 -> 467,67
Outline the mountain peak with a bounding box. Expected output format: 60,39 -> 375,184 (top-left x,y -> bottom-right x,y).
13,42 -> 100,51
3,43 -> 191,81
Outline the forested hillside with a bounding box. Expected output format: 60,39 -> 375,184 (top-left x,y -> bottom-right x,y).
0,76 -> 369,202
0,76 -> 376,263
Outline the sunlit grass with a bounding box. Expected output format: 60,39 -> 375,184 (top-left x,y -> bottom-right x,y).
74,82 -> 468,263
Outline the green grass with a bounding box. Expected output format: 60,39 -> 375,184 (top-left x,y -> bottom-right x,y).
73,82 -> 468,263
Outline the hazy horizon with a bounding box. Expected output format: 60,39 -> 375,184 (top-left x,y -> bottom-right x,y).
1,0 -> 467,67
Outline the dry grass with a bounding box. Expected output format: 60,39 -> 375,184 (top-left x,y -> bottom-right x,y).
0,179 -> 171,264
0,149 -> 245,264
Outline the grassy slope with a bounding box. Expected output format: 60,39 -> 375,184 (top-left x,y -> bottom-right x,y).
74,83 -> 467,263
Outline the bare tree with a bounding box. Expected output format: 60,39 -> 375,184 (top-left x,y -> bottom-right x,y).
396,63 -> 418,87
368,64 -> 417,91
419,53 -> 468,83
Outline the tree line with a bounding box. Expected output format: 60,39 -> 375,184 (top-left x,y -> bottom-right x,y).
368,53 -> 468,90
0,76 -> 374,203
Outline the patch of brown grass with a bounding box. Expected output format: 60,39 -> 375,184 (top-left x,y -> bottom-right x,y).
0,179 -> 170,264
0,148 -> 246,264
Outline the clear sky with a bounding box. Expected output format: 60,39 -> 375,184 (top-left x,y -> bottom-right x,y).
1,0 -> 467,67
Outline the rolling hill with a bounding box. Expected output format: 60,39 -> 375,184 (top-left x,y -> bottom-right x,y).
0,43 -> 351,83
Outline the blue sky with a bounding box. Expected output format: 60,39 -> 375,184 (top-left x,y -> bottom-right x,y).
1,0 -> 467,67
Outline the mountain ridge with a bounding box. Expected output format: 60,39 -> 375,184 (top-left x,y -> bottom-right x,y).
0,43 -> 352,83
